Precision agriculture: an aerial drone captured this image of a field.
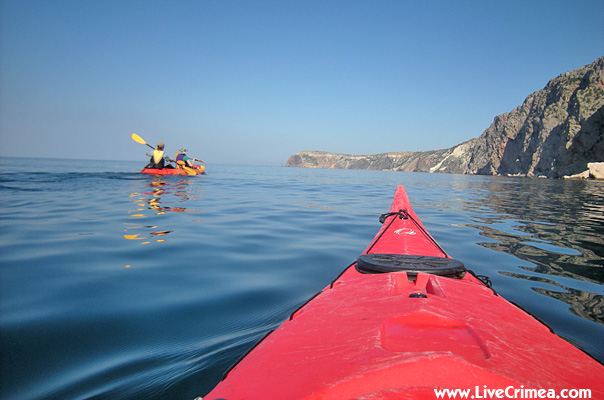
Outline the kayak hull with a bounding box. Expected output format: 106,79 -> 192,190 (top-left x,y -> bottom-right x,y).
140,165 -> 205,175
204,186 -> 604,399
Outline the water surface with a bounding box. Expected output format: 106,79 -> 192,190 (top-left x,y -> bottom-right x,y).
1,158 -> 603,399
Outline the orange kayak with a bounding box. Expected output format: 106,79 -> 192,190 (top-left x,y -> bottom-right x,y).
140,164 -> 205,175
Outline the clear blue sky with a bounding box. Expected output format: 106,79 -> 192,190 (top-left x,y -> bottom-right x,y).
1,0 -> 602,165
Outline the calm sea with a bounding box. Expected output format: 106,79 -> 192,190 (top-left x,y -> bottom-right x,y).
1,157 -> 603,399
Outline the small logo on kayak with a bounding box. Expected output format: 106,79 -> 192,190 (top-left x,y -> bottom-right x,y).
394,228 -> 416,235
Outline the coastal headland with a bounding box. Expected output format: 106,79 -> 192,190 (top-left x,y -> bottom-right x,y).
287,57 -> 604,179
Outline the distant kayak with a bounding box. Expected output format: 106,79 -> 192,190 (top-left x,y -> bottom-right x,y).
203,185 -> 604,399
140,164 -> 205,175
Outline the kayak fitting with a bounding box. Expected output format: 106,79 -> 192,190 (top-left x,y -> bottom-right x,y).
356,254 -> 466,278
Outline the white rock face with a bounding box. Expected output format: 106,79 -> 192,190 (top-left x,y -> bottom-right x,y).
588,162 -> 604,179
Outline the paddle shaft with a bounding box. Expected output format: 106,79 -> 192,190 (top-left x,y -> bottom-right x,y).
175,152 -> 205,164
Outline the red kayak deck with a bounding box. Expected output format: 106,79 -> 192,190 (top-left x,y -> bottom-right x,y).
204,186 -> 604,399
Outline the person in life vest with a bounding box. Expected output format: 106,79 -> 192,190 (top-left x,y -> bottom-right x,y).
146,142 -> 174,169
175,148 -> 195,168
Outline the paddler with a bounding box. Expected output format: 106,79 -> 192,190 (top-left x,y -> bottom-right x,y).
145,142 -> 174,169
175,148 -> 195,168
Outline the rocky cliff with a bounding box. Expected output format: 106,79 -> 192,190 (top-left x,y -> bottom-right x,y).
286,141 -> 475,174
286,57 -> 604,178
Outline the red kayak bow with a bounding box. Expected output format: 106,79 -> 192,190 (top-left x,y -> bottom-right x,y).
204,185 -> 604,399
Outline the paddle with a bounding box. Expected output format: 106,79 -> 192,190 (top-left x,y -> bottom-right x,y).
131,133 -> 155,150
175,160 -> 198,175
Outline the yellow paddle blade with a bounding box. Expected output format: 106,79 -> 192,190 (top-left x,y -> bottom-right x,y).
131,133 -> 147,145
174,160 -> 197,175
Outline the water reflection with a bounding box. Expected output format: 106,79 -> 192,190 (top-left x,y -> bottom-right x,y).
500,271 -> 604,324
124,177 -> 203,245
449,177 -> 604,329
478,179 -> 602,280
